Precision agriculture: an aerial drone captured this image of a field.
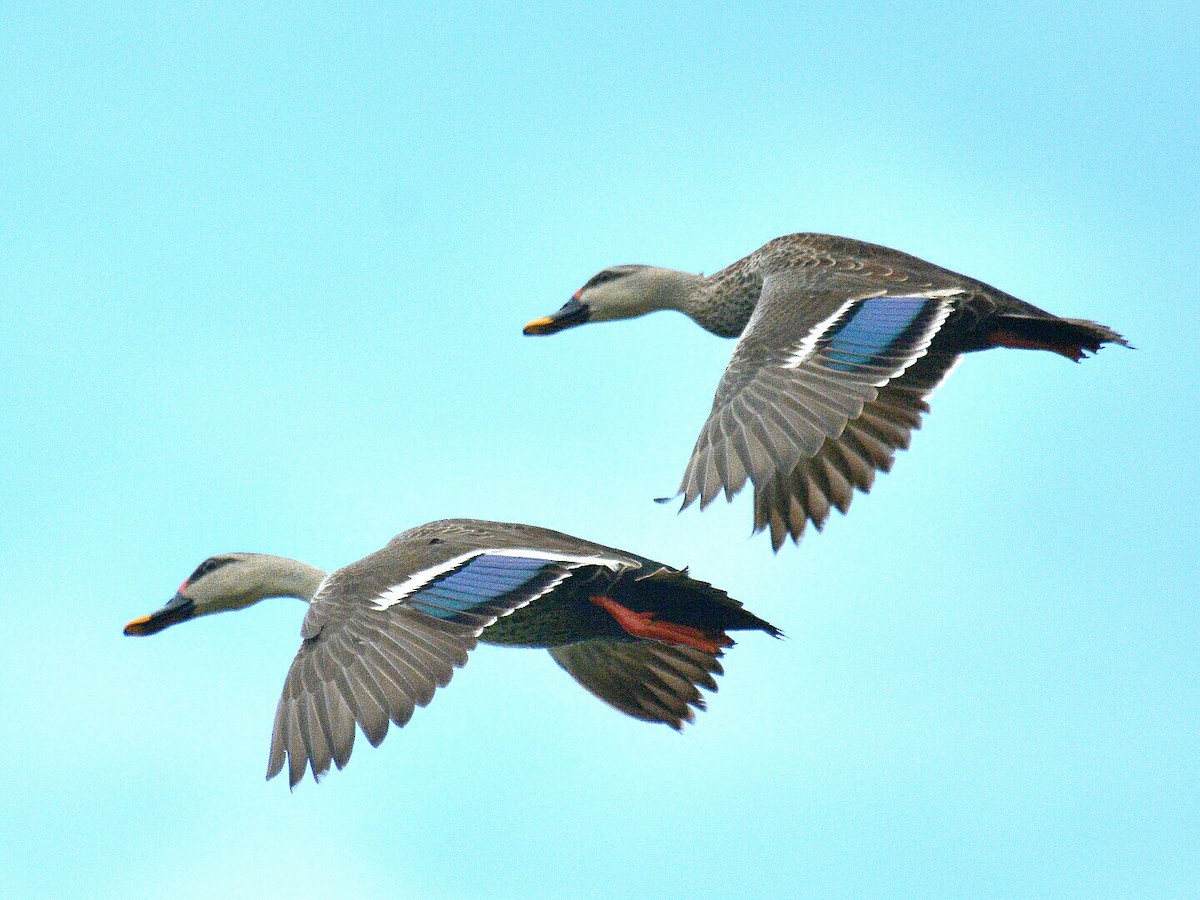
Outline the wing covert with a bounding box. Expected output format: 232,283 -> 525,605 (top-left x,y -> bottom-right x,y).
268,548 -> 632,787
752,350 -> 961,549
679,272 -> 958,511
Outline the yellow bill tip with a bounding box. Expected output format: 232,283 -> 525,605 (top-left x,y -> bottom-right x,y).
522,316 -> 556,336
123,615 -> 152,636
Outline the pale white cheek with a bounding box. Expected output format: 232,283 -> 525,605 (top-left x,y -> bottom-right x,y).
589,300 -> 656,323
209,591 -> 259,613
586,304 -> 620,323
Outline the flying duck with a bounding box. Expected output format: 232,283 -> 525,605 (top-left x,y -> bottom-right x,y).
124,518 -> 779,787
524,233 -> 1129,549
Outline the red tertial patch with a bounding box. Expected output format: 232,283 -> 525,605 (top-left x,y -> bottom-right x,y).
591,595 -> 733,655
989,329 -> 1085,362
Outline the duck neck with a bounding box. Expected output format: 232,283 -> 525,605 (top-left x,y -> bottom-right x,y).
656,268 -> 753,338
653,267 -> 706,311
242,555 -> 328,606
643,268 -> 727,331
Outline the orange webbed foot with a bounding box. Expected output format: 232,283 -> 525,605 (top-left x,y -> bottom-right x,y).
590,595 -> 733,655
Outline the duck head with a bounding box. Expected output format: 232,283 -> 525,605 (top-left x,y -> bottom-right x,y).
124,553 -> 325,636
524,265 -> 695,335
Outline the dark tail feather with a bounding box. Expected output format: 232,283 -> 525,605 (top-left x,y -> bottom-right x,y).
988,314 -> 1132,362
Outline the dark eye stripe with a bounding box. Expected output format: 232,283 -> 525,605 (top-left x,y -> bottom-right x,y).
187,556 -> 238,583
584,269 -> 622,290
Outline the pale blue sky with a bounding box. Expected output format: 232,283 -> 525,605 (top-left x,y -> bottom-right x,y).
2,2 -> 1197,897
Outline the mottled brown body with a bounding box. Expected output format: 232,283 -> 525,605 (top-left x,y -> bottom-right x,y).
527,232 -> 1129,549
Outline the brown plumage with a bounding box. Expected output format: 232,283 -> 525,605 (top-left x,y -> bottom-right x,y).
524,233 -> 1130,549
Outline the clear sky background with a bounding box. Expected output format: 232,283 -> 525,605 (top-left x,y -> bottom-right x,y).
2,2 -> 1196,897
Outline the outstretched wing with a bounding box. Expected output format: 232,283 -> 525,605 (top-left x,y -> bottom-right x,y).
267,548 -> 629,787
753,350 -> 961,549
549,640 -> 724,730
678,271 -> 960,514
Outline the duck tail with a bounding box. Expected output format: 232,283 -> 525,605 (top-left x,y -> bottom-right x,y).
987,314 -> 1132,362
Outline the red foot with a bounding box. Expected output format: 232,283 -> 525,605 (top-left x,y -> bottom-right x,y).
590,595 -> 733,655
988,329 -> 1085,362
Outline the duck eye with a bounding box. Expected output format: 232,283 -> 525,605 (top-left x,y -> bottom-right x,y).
585,270 -> 621,290
187,556 -> 237,582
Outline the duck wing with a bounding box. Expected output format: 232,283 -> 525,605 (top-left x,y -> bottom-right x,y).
548,562 -> 778,726
752,350 -> 960,549
267,547 -> 632,787
549,640 -> 723,729
678,269 -> 961,528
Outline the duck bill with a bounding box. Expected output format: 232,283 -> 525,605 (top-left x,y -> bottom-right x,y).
124,594 -> 196,636
523,297 -> 590,335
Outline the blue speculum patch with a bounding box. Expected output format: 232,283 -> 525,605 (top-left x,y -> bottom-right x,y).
408,554 -> 554,620
822,297 -> 932,373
